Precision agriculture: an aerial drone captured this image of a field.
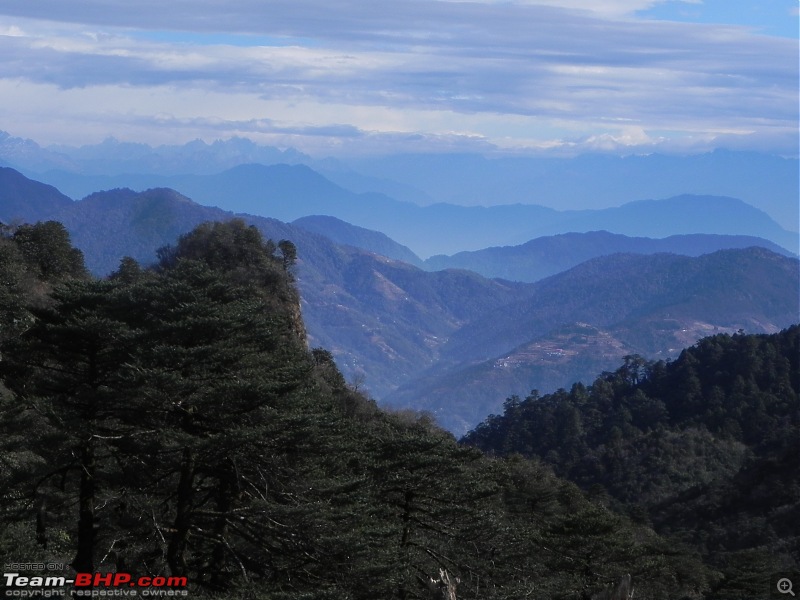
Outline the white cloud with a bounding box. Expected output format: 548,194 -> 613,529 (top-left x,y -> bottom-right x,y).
467,0 -> 698,17
0,24 -> 25,36
0,1 -> 796,156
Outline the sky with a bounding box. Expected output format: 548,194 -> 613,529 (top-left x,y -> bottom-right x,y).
0,0 -> 797,157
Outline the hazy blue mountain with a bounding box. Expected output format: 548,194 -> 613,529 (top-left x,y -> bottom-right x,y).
315,167 -> 436,206
163,163 -> 415,223
3,131 -> 796,229
29,163 -> 336,206
425,230 -> 796,282
299,249 -> 531,397
540,195 -> 798,252
16,152 -> 798,256
0,131 -> 80,173
385,322 -> 642,434
387,248 -> 800,433
349,151 -> 554,201
45,135 -> 312,175
444,248 -> 800,365
57,188 -> 239,274
0,166 -> 75,223
34,171 -> 178,200
26,164 -> 566,255
54,169 -> 800,256
3,128 -> 795,231
0,168 -> 531,398
293,215 -> 423,267
348,149 -> 799,231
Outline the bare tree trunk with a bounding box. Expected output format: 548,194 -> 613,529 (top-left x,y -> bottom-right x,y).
209,461 -> 237,590
36,501 -> 47,549
427,569 -> 459,600
72,439 -> 96,573
168,447 -> 195,577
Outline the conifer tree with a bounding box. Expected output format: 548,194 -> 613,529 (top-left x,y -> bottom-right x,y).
0,278 -> 138,571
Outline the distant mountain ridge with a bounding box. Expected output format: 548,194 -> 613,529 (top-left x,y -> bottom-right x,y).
0,131 -> 311,176
3,131 -> 795,230
347,150 -> 799,229
424,230 -> 796,282
19,162 -> 798,257
292,215 -> 423,267
539,195 -> 796,250
0,167 -> 74,223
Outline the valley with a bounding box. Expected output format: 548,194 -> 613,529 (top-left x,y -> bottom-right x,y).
1,162 -> 797,435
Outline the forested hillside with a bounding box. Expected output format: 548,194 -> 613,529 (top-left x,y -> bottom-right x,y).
388,248 -> 800,433
1,219 -> 720,599
444,248 -> 799,365
464,326 -> 800,598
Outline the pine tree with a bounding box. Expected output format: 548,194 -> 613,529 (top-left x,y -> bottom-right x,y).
0,278 -> 139,572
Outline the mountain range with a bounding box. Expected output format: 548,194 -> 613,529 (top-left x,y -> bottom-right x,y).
386,247 -> 800,432
7,161 -> 797,258
345,149 -> 799,226
0,167 -> 531,397
2,131 -> 797,231
1,165 -> 798,432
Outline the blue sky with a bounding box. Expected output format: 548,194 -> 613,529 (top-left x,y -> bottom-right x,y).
637,0 -> 798,37
0,0 -> 796,157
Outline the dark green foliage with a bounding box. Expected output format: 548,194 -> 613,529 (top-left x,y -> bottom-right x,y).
158,219 -> 306,340
464,326 -> 800,597
157,218 -> 282,284
11,221 -> 88,281
278,239 -> 298,273
0,236 -> 29,338
0,222 -> 88,342
1,221 -> 310,582
4,218 -> 767,599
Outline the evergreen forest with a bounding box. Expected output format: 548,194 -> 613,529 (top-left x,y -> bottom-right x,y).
464,326 -> 800,598
0,219 -> 797,600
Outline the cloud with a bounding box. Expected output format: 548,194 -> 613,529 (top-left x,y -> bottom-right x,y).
474,0 -> 701,17
0,1 -> 796,156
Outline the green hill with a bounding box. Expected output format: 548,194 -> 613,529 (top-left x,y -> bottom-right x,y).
463,326 -> 800,598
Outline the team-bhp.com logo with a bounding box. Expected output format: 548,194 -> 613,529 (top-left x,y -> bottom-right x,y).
3,570 -> 188,597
